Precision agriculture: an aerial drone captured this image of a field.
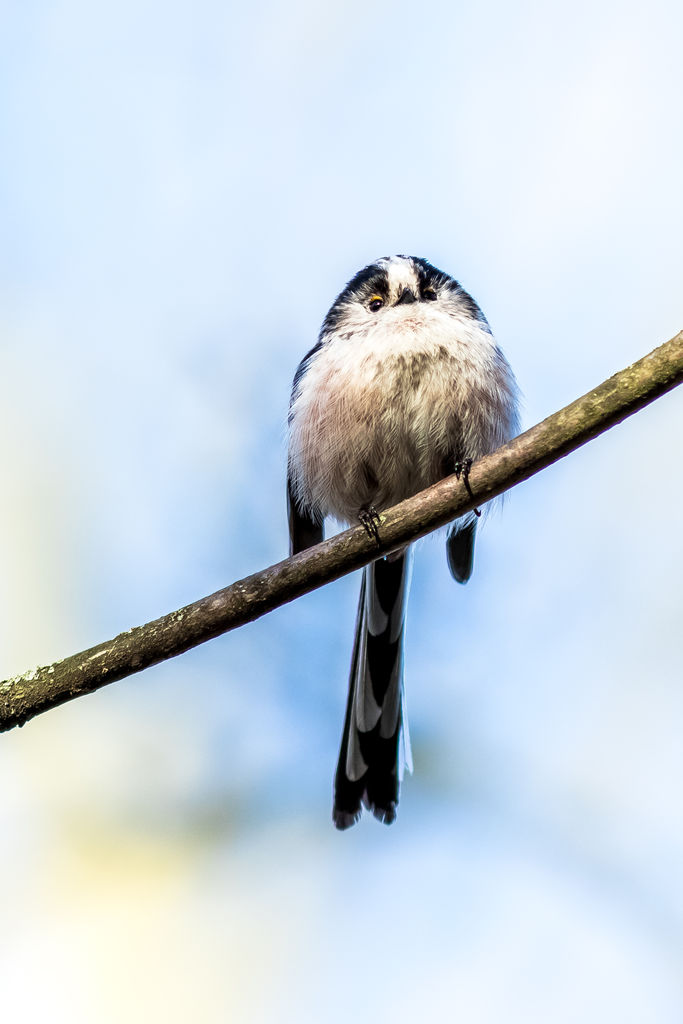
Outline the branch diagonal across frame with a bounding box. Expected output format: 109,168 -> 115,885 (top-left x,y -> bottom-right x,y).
1,331 -> 681,733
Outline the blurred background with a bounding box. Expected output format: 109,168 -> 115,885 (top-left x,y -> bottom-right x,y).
1,0 -> 682,1020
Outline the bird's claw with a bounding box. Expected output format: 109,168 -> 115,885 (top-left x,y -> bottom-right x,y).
454,458 -> 481,517
359,507 -> 382,545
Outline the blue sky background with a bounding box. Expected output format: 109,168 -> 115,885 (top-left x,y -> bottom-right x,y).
1,0 -> 682,1020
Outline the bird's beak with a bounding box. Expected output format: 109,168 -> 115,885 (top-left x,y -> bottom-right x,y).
395,288 -> 417,306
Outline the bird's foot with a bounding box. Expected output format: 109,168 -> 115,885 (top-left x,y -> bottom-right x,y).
359,507 -> 382,546
454,458 -> 481,517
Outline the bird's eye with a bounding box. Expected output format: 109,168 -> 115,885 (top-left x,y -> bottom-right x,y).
422,287 -> 437,301
368,296 -> 384,312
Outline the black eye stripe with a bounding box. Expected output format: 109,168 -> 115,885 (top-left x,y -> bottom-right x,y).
318,257 -> 487,338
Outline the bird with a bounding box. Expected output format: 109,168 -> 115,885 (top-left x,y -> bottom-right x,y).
286,255 -> 519,829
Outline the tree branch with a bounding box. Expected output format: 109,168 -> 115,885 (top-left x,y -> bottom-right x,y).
1,331 -> 682,733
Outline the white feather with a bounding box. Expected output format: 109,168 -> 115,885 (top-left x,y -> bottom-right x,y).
288,258 -> 519,525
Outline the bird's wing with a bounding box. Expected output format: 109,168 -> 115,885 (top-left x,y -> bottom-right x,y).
446,519 -> 477,583
287,472 -> 323,555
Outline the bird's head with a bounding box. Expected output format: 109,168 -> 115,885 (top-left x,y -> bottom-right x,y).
319,255 -> 488,339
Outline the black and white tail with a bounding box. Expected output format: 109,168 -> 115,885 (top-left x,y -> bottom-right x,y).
333,550 -> 413,829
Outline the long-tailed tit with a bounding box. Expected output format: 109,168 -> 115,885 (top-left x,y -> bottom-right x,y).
287,256 -> 519,829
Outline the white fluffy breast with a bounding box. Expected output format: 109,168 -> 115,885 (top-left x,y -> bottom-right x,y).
288,304 -> 518,525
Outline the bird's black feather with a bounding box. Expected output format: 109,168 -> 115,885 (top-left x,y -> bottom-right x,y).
446,520 -> 477,584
